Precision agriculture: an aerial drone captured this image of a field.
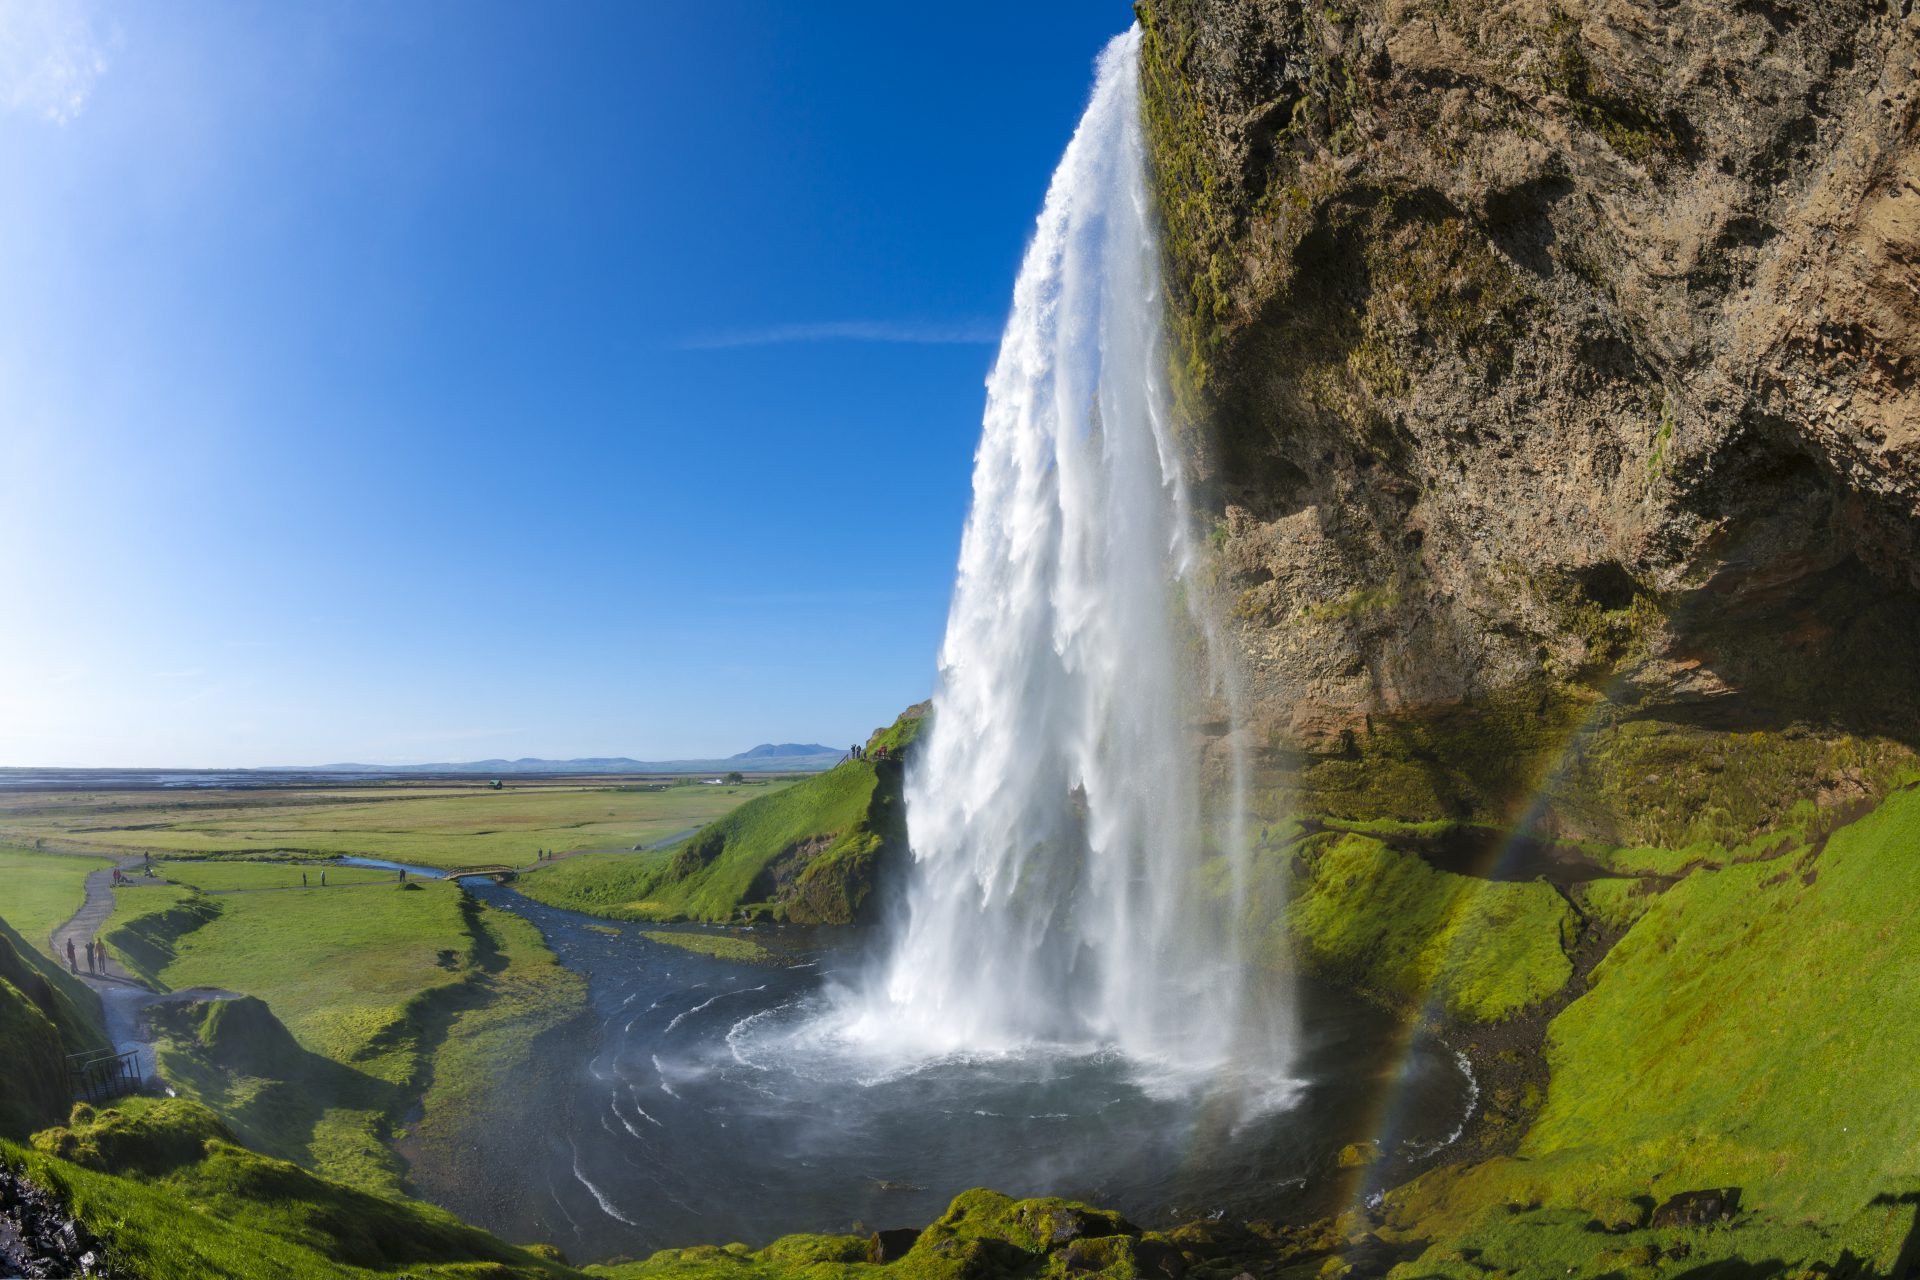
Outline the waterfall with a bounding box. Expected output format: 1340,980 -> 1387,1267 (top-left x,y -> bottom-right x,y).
840,28 -> 1294,1094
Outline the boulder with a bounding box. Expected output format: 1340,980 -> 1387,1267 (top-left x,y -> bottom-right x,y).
866,1228 -> 921,1263
1649,1187 -> 1740,1229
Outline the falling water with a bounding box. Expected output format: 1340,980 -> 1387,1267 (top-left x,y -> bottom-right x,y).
841,28 -> 1293,1093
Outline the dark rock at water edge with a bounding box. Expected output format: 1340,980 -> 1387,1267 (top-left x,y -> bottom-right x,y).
866,1227 -> 921,1263
0,1167 -> 113,1278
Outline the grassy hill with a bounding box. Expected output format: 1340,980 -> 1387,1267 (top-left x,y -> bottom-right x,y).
517,706 -> 926,925
0,915 -> 106,1139
9,1098 -> 583,1279
89,862 -> 586,1201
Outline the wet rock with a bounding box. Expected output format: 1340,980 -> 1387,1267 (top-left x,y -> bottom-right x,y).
1336,1141 -> 1381,1168
1650,1187 -> 1740,1228
924,1235 -> 1019,1279
0,1168 -> 115,1277
867,1228 -> 921,1263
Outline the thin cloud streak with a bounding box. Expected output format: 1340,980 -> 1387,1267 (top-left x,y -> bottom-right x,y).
676,319 -> 1002,350
0,0 -> 111,123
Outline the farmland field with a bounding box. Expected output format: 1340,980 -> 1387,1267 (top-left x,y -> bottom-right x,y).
0,777 -> 795,871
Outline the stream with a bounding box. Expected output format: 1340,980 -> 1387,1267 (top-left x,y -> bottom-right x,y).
440,881 -> 1475,1263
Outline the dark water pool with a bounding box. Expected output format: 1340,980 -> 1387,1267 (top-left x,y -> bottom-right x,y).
439,881 -> 1472,1264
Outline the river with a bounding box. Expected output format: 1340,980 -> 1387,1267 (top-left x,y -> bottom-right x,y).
436,880 -> 1473,1264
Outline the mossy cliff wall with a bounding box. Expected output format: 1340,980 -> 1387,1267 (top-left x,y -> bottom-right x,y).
1138,0 -> 1920,842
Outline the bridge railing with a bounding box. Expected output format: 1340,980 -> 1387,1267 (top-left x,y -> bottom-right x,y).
68,1047 -> 143,1103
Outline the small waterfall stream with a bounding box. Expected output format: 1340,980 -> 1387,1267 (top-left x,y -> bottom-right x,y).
839,28 -> 1294,1094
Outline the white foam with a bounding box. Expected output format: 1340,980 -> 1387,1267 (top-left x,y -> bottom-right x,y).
665,984 -> 769,1035
569,1139 -> 637,1226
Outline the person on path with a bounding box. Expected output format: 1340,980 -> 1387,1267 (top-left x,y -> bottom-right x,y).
399,868 -> 407,883
320,870 -> 327,887
85,939 -> 95,974
66,938 -> 76,973
93,940 -> 105,974
302,871 -> 308,887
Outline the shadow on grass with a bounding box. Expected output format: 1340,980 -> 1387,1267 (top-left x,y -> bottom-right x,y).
147,994 -> 398,1172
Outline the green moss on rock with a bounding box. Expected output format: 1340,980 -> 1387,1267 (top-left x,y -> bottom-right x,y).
1271,833 -> 1575,1022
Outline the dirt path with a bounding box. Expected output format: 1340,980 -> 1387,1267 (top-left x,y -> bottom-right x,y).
48,855 -> 238,1083
48,857 -> 157,989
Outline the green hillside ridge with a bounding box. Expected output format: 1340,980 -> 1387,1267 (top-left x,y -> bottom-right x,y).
91,861 -> 587,1199
0,915 -> 107,1140
9,1098 -> 583,1280
517,706 -> 926,925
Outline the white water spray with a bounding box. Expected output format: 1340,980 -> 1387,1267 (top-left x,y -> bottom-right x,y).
840,29 -> 1293,1093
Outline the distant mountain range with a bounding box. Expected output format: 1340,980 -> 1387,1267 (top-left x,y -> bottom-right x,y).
267,742 -> 843,776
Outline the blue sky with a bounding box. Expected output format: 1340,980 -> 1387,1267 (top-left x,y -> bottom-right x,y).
0,0 -> 1134,766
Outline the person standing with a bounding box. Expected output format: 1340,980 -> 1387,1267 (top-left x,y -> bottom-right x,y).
320,870 -> 327,887
65,938 -> 76,973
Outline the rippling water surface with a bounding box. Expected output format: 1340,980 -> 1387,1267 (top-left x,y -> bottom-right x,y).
445,882 -> 1472,1264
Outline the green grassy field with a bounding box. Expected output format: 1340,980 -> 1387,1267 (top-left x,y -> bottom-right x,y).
97,855 -> 586,1199
156,859 -> 396,892
0,847 -> 112,958
0,779 -> 794,870
104,870 -> 475,1193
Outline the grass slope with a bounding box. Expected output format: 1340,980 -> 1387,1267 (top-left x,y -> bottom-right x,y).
1269,832 -> 1576,1023
0,915 -> 107,1138
12,1099 -> 582,1279
519,709 -> 925,925
1383,784 -> 1920,1273
100,861 -> 586,1200
0,847 -> 112,958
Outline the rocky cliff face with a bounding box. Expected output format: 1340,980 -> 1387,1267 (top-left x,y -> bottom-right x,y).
1141,0 -> 1920,844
